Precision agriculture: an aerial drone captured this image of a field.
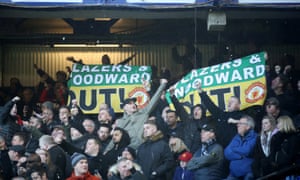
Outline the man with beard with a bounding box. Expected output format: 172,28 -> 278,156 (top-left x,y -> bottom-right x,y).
103,127 -> 130,178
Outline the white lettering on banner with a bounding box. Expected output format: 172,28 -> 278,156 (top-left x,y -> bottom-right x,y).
73,75 -> 82,85
199,67 -> 209,76
180,65 -> 259,86
256,65 -> 265,76
73,64 -> 134,73
91,66 -> 100,72
243,68 -> 255,79
95,74 -> 104,84
185,83 -> 192,94
72,64 -> 80,72
174,65 -> 265,98
72,73 -> 151,85
105,74 -> 118,84
215,72 -> 229,84
231,70 -> 243,81
220,62 -> 231,70
130,74 -> 140,83
84,74 -> 93,84
141,73 -> 151,81
175,87 -> 185,97
232,59 -> 242,67
123,65 -> 132,72
81,65 -> 90,72
119,74 -> 128,83
100,66 -> 110,72
204,76 -> 214,86
210,64 -> 220,73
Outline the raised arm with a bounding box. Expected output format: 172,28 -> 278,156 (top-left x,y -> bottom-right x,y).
169,86 -> 190,122
141,78 -> 168,115
196,82 -> 223,119
0,96 -> 20,124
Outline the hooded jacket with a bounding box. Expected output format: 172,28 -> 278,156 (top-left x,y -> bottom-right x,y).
104,127 -> 131,175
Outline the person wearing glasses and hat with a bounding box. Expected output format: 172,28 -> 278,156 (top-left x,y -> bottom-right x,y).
186,122 -> 224,180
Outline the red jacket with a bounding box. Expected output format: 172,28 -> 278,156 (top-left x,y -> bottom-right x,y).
66,171 -> 101,180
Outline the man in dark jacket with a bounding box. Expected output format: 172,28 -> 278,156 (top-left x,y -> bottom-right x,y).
104,127 -> 131,179
39,134 -> 67,179
196,83 -> 244,148
168,86 -> 208,153
187,122 -> 224,180
137,120 -> 174,180
0,96 -> 22,146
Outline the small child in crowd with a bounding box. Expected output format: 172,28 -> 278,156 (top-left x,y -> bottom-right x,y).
173,151 -> 194,180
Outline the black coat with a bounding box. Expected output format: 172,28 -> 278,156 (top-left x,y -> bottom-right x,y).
252,135 -> 274,178
269,131 -> 299,171
103,127 -> 131,178
0,100 -> 21,145
48,145 -> 67,179
0,149 -> 13,179
137,131 -> 174,180
199,92 -> 244,148
171,95 -> 207,153
58,139 -> 105,179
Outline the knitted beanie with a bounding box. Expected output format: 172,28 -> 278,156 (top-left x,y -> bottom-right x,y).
71,152 -> 87,167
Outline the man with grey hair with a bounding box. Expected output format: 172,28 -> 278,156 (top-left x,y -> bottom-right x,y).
224,115 -> 257,180
39,134 -> 68,178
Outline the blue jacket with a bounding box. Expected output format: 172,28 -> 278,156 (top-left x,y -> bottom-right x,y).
173,166 -> 194,180
224,129 -> 257,177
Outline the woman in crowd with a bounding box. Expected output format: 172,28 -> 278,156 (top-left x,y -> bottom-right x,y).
252,115 -> 278,178
268,116 -> 299,173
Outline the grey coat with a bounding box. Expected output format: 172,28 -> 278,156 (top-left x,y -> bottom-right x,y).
187,142 -> 224,180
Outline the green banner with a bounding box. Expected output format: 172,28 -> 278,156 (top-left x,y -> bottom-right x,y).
68,64 -> 152,113
167,52 -> 267,111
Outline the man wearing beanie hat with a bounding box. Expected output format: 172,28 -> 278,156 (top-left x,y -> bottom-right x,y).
173,151 -> 194,180
122,146 -> 136,160
67,152 -> 101,180
186,122 -> 224,179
